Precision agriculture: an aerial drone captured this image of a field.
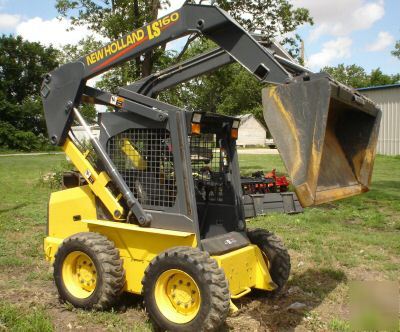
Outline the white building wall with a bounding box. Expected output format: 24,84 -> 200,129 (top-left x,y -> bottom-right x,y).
361,86 -> 400,155
237,116 -> 266,147
71,126 -> 100,142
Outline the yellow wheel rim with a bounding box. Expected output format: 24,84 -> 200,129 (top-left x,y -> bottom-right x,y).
155,269 -> 201,324
62,251 -> 97,299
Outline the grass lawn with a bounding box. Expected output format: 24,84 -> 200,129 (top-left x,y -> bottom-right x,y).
0,153 -> 399,331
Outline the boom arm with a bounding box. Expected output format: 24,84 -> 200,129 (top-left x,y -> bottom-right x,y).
41,3 -> 292,146
127,38 -> 311,98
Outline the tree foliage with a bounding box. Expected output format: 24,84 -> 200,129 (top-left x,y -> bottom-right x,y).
0,35 -> 59,150
322,64 -> 400,89
60,36 -> 102,122
214,0 -> 312,58
158,38 -> 265,124
392,40 -> 400,60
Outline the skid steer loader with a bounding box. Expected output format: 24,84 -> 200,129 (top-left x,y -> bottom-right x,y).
41,3 -> 381,331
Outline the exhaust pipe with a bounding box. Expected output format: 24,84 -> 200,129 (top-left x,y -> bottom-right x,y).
262,73 -> 381,207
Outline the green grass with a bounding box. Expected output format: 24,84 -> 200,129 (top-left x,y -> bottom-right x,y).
0,153 -> 399,330
0,155 -> 65,268
0,301 -> 53,332
238,154 -> 285,176
76,309 -> 152,332
328,318 -> 351,332
239,154 -> 400,280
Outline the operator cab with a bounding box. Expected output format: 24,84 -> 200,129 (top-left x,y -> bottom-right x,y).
98,109 -> 244,240
188,113 -> 245,238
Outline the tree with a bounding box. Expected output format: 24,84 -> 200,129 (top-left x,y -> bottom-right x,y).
322,64 -> 400,89
369,68 -> 400,86
322,64 -> 369,88
214,0 -> 312,59
391,40 -> 400,60
0,35 -> 59,150
158,38 -> 265,125
60,37 -> 103,122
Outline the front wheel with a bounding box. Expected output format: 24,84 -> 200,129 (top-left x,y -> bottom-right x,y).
247,228 -> 291,294
53,232 -> 125,309
142,247 -> 230,332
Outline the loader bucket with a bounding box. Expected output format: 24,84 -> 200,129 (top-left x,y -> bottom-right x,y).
262,74 -> 381,207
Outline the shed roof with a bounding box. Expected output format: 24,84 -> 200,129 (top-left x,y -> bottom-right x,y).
357,83 -> 400,92
237,114 -> 266,130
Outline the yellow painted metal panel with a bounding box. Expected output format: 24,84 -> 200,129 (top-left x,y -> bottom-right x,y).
62,138 -> 124,219
121,139 -> 147,170
48,186 -> 94,238
87,225 -> 197,293
46,186 -> 273,297
213,245 -> 274,297
82,219 -> 194,237
46,188 -> 197,294
44,237 -> 63,262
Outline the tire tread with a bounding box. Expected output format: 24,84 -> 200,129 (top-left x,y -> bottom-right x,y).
247,228 -> 290,294
142,246 -> 230,332
54,232 -> 125,310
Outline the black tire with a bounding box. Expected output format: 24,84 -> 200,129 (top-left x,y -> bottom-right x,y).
142,246 -> 230,332
247,228 -> 290,294
53,232 -> 125,309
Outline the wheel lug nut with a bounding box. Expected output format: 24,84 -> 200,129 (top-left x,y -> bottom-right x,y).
191,290 -> 196,294
178,280 -> 183,284
80,279 -> 84,283
185,304 -> 188,308
186,282 -> 191,286
177,301 -> 181,305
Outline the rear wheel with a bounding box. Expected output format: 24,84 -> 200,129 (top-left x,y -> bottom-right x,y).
53,232 -> 125,309
247,228 -> 290,294
142,247 -> 230,332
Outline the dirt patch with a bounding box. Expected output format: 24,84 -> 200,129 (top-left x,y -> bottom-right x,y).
0,266 -> 348,332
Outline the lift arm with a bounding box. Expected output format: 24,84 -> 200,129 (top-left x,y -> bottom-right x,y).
41,3 -> 293,146
126,38 -> 311,98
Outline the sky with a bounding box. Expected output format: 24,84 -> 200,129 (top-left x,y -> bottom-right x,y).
0,0 -> 399,75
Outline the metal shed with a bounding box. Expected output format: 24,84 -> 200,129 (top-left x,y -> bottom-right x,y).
236,114 -> 267,147
359,84 -> 400,155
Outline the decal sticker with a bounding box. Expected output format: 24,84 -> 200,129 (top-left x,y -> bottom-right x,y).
110,95 -> 124,108
85,169 -> 95,184
85,11 -> 180,70
224,238 -> 237,246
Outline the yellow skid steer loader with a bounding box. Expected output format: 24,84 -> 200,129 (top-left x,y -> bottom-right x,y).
40,3 -> 381,331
